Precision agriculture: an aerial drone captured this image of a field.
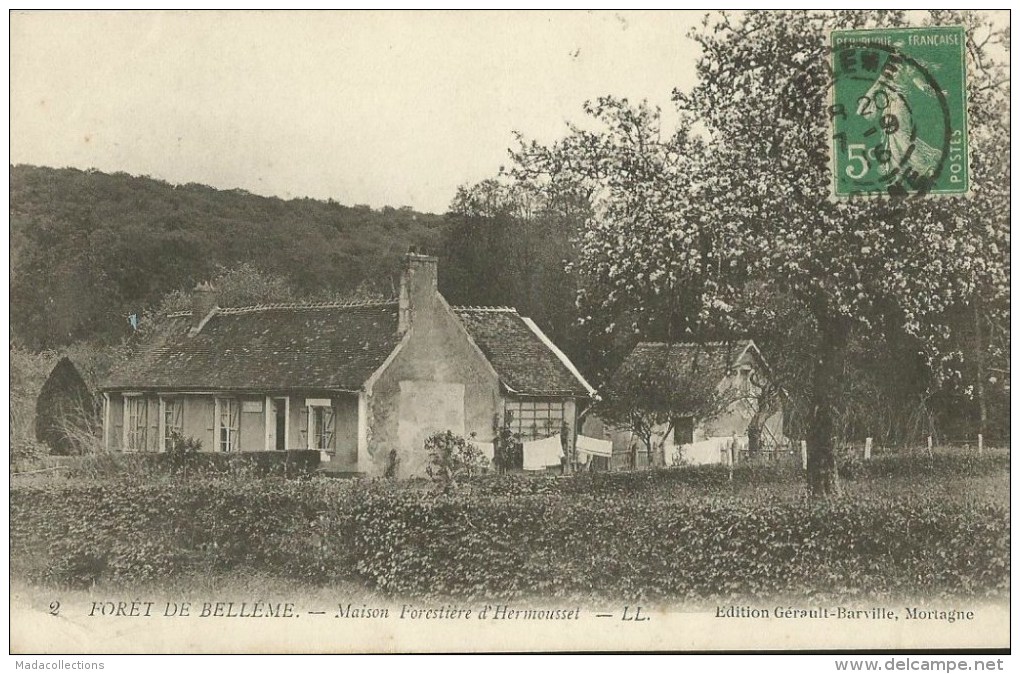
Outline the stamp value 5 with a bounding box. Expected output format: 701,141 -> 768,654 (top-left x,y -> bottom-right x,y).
829,26 -> 969,197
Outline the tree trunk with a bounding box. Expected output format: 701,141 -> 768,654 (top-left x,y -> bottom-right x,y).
973,298 -> 988,439
747,421 -> 761,456
807,316 -> 848,498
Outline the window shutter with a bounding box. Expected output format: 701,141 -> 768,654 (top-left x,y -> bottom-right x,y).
324,407 -> 335,450
230,402 -> 240,449
113,406 -> 123,451
148,398 -> 160,452
173,401 -> 184,432
299,408 -> 309,448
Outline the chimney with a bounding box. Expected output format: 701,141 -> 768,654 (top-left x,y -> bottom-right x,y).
190,281 -> 218,334
398,251 -> 439,335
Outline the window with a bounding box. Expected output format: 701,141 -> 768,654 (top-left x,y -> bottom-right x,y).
216,398 -> 239,452
163,399 -> 183,450
312,406 -> 335,451
504,399 -> 566,441
125,397 -> 148,451
738,367 -> 752,394
673,416 -> 695,445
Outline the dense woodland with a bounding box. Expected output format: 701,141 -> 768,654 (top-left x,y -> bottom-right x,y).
9,165 -> 582,357
10,165 -> 447,348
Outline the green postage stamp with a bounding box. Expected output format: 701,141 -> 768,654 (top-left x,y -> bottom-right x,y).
829,26 -> 968,197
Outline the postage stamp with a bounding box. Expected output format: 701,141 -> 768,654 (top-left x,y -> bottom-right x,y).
829,26 -> 969,197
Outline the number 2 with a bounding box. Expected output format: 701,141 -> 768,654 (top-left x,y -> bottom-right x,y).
846,144 -> 869,179
49,601 -> 60,616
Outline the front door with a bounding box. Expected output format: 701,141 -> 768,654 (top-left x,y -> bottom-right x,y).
268,397 -> 288,450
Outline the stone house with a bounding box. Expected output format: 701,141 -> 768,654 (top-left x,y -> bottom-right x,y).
101,253 -> 594,475
581,340 -> 785,469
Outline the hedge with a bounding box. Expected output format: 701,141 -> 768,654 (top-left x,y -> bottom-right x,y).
10,457 -> 1009,600
54,449 -> 321,479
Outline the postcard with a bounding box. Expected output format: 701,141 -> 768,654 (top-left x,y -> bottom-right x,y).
9,9 -> 1010,657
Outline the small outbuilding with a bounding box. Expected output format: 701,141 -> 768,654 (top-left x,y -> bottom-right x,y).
582,340 -> 786,469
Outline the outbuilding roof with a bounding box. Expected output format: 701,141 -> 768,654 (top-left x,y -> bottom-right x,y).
616,340 -> 758,384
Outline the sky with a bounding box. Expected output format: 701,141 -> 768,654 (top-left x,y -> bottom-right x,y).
11,10 -> 704,213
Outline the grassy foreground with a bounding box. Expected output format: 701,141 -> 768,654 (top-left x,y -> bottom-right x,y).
10,449 -> 1010,604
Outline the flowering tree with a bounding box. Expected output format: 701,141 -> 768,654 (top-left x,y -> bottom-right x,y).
514,10 -> 1009,497
597,345 -> 737,467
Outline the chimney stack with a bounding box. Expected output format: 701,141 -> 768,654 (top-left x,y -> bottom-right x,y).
190,281 -> 218,334
398,251 -> 438,335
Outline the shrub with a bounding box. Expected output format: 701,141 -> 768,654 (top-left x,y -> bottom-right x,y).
383,449 -> 400,478
165,432 -> 203,475
424,430 -> 489,491
61,449 -> 321,479
10,439 -> 50,472
10,452 -> 1009,600
34,357 -> 99,455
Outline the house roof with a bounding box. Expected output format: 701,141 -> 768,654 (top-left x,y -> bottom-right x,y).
105,301 -> 401,392
105,300 -> 593,398
453,307 -> 593,397
616,340 -> 758,385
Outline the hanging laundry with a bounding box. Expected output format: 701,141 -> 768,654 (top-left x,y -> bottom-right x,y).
679,437 -> 738,466
576,434 -> 612,458
523,434 -> 562,471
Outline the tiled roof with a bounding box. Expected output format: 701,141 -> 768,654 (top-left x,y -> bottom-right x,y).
105,301 -> 400,392
616,340 -> 754,385
105,299 -> 592,398
454,307 -> 592,397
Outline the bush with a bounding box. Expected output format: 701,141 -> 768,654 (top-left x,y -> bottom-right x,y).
165,432 -> 202,475
34,357 -> 99,456
61,449 -> 321,479
424,430 -> 489,491
10,451 -> 1009,600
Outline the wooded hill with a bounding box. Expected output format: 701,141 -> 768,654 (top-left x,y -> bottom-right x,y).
10,165 -> 447,349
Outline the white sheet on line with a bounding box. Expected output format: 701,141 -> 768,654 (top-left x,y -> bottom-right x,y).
680,437 -> 736,465
523,434 -> 562,470
576,434 -> 613,458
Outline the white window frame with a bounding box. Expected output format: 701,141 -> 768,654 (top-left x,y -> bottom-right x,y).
160,397 -> 184,451
313,406 -> 335,451
504,399 -> 567,441
103,392 -> 112,451
305,398 -> 333,453
123,394 -> 148,452
215,397 -> 240,452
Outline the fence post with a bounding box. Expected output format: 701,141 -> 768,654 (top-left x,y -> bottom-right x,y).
728,440 -> 734,481
800,440 -> 807,471
864,437 -> 872,461
978,433 -> 984,455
